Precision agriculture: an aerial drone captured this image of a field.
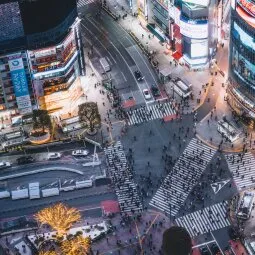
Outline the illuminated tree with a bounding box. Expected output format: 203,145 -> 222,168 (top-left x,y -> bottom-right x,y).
32,109 -> 52,134
61,235 -> 91,255
78,102 -> 101,132
35,203 -> 81,237
38,251 -> 58,255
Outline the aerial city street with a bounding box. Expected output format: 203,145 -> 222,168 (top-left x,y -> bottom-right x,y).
0,0 -> 254,254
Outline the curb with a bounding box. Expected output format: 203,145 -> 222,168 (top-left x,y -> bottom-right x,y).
102,5 -> 118,20
193,76 -> 213,113
195,133 -> 244,153
0,167 -> 84,181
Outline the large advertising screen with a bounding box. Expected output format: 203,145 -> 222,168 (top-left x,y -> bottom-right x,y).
8,57 -> 32,113
190,39 -> 208,58
233,22 -> 255,50
232,46 -> 255,88
236,0 -> 255,28
237,0 -> 255,17
180,16 -> 208,39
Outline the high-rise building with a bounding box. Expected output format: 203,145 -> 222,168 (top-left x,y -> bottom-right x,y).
168,0 -> 219,69
0,0 -> 85,124
227,0 -> 255,124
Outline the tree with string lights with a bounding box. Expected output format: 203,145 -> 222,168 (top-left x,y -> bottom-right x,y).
61,235 -> 91,255
35,203 -> 81,237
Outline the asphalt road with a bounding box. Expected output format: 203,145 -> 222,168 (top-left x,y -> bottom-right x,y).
80,8 -> 159,104
0,190 -> 115,219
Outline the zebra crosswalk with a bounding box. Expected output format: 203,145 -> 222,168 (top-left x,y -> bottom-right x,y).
225,152 -> 255,190
149,138 -> 217,216
104,141 -> 143,213
126,102 -> 176,126
77,0 -> 96,8
175,201 -> 230,237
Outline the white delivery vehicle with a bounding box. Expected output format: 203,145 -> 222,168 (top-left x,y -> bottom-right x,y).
0,191 -> 10,199
11,189 -> 29,200
41,187 -> 59,197
100,57 -> 111,72
173,79 -> 192,98
75,180 -> 93,189
29,182 -> 40,199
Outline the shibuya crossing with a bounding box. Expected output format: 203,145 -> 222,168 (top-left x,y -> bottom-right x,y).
1,0 -> 255,255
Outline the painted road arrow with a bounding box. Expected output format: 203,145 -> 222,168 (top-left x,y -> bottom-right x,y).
211,179 -> 230,194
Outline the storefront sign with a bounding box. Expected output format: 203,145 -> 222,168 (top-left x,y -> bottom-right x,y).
237,0 -> 255,17
180,18 -> 208,39
8,58 -> 32,113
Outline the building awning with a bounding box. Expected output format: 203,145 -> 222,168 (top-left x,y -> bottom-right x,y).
146,23 -> 165,42
159,66 -> 172,77
172,51 -> 183,60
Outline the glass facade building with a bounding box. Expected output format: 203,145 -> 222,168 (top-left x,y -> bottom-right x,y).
0,0 -> 85,121
228,0 -> 255,121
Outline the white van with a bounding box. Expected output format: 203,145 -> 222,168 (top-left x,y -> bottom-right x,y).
173,79 -> 192,98
100,57 -> 111,72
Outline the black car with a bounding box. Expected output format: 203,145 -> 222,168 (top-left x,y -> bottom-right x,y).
210,243 -> 220,254
151,86 -> 160,98
134,70 -> 144,81
17,156 -> 34,165
200,247 -> 210,255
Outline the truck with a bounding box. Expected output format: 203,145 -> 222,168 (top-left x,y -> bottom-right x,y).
41,188 -> 59,198
29,182 -> 40,199
99,57 -> 111,72
11,189 -> 29,200
0,191 -> 10,199
75,180 -> 93,189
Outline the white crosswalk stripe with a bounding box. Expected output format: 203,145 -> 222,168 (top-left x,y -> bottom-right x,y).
104,141 -> 143,213
149,138 -> 217,216
175,201 -> 230,237
126,102 -> 176,126
225,152 -> 255,191
77,0 -> 96,8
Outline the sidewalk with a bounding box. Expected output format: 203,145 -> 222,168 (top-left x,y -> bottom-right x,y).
103,0 -> 221,114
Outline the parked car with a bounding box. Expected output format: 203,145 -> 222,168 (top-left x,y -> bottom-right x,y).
72,150 -> 89,157
134,70 -> 144,81
17,156 -> 34,165
151,85 -> 160,98
0,161 -> 11,169
142,89 -> 152,100
48,152 -> 61,160
200,247 -> 210,255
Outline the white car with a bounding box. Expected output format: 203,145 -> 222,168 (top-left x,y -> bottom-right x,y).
143,89 -> 152,100
72,150 -> 89,157
0,161 -> 11,169
48,152 -> 61,160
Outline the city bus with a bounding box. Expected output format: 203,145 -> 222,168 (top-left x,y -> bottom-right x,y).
173,79 -> 192,98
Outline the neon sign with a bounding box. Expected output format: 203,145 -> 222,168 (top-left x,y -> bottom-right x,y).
238,0 -> 255,17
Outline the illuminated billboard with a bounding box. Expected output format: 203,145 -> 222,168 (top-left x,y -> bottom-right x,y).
8,57 -> 32,113
190,39 -> 208,58
180,16 -> 208,39
233,22 -> 255,50
232,47 -> 255,88
237,0 -> 255,17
